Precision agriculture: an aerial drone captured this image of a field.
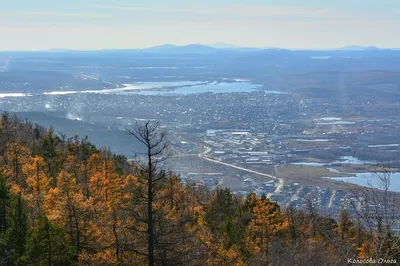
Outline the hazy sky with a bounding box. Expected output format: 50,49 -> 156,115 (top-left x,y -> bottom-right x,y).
1,0 -> 400,50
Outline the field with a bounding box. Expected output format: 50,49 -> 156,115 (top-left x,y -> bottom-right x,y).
275,164 -> 358,190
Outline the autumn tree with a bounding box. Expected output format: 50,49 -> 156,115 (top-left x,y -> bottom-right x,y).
245,194 -> 287,265
86,149 -> 125,264
1,114 -> 398,266
65,136 -> 97,198
46,170 -> 91,257
23,156 -> 50,218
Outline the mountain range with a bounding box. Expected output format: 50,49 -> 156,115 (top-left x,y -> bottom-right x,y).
138,44 -> 396,54
37,44 -> 399,54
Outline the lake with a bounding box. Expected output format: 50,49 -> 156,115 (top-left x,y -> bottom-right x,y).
315,117 -> 355,125
0,93 -> 31,98
38,81 -> 287,96
327,172 -> 400,192
292,156 -> 377,167
293,156 -> 399,191
121,81 -> 279,95
317,121 -> 355,125
295,139 -> 335,142
8,81 -> 287,97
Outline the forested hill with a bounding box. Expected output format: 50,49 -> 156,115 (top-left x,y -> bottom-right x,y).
0,113 -> 398,265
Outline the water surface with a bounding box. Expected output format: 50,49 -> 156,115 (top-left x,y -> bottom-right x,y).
328,172 -> 400,192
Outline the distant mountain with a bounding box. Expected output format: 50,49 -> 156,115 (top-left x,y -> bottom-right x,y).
45,48 -> 74,52
208,42 -> 242,49
339,45 -> 379,51
142,44 -> 177,52
141,44 -> 218,54
208,43 -> 282,51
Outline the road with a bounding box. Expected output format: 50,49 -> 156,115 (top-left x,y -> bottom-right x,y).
328,189 -> 336,208
198,145 -> 285,195
274,165 -> 285,193
286,187 -> 301,208
201,156 -> 278,180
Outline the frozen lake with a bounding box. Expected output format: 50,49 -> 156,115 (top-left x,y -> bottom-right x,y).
121,81 -> 285,95
327,172 -> 400,192
292,156 -> 399,191
19,81 -> 287,96
292,156 -> 377,167
315,117 -> 355,125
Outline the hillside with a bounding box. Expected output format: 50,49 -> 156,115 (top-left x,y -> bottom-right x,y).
0,113 -> 398,265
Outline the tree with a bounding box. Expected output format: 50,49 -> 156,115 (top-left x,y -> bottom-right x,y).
29,124 -> 42,156
0,173 -> 12,264
78,137 -> 97,198
86,149 -> 124,264
5,141 -> 30,187
46,170 -> 91,256
23,156 -> 50,218
40,128 -> 61,186
126,120 -> 169,266
5,192 -> 29,264
204,188 -> 243,248
199,188 -> 246,265
0,173 -> 10,233
22,216 -> 76,266
65,136 -> 97,198
245,195 -> 287,264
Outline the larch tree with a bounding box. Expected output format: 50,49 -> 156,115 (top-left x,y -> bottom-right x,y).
46,170 -> 91,257
126,120 -> 169,266
23,156 -> 50,218
86,149 -> 125,264
245,195 -> 287,264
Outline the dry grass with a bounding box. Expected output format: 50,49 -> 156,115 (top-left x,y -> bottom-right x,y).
276,164 -> 350,179
276,164 -> 358,190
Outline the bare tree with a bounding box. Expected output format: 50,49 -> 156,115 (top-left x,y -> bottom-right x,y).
126,120 -> 169,266
348,166 -> 400,264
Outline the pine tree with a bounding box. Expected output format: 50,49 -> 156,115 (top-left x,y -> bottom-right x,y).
40,128 -> 61,186
5,141 -> 30,187
5,192 -> 29,264
22,216 -> 76,266
204,188 -> 244,249
0,173 -> 12,264
0,173 -> 10,233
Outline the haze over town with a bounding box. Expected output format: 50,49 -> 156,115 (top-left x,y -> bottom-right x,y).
1,0 -> 400,50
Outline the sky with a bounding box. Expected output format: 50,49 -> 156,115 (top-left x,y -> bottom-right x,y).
1,0 -> 400,50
